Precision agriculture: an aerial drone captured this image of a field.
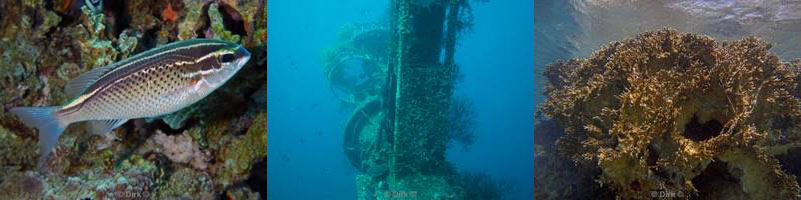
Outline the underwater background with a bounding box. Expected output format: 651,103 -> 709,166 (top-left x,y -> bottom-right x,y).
536,0 -> 801,199
267,0 -> 533,199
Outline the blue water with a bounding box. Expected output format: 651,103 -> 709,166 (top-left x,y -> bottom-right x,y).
267,0 -> 534,199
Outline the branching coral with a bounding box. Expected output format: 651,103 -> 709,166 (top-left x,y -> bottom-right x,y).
539,29 -> 801,198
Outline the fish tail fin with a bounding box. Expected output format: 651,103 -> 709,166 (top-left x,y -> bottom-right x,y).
9,106 -> 68,167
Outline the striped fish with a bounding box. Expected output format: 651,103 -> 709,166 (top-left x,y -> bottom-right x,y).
10,39 -> 251,166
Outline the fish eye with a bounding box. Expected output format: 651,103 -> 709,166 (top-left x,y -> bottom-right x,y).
220,53 -> 236,63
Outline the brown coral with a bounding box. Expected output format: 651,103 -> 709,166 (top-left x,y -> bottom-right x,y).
539,29 -> 801,198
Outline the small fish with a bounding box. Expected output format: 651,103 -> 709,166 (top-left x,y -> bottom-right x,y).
58,0 -> 103,15
10,39 -> 251,166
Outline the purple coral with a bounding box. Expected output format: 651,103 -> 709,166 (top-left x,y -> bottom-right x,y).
148,130 -> 210,170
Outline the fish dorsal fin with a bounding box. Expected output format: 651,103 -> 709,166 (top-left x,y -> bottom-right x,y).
64,64 -> 120,98
88,119 -> 128,135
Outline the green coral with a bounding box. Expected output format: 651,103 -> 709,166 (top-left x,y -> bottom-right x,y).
225,186 -> 263,200
214,112 -> 266,187
74,5 -> 127,68
538,29 -> 801,198
155,167 -> 215,199
32,9 -> 61,38
221,0 -> 266,48
208,3 -> 241,43
0,126 -> 37,168
186,126 -> 209,149
177,0 -> 206,40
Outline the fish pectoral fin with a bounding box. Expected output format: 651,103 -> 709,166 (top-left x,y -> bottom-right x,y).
64,63 -> 121,98
88,119 -> 129,136
144,117 -> 162,123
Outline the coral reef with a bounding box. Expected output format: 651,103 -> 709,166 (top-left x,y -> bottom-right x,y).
155,167 -> 216,199
533,118 -> 614,199
0,0 -> 266,199
211,112 -> 267,188
536,29 -> 801,199
0,163 -> 159,199
146,131 -> 210,170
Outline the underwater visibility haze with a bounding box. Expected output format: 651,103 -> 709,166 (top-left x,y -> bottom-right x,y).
0,0 -> 266,199
268,0 -> 534,199
536,0 -> 801,199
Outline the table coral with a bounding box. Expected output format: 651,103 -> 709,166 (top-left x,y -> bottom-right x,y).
538,29 -> 801,198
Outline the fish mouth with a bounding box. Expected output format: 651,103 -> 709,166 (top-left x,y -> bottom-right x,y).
237,45 -> 252,66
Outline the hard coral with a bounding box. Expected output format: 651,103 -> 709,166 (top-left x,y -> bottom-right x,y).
212,112 -> 266,188
540,29 -> 801,198
0,172 -> 43,199
155,167 -> 215,199
148,130 -> 210,170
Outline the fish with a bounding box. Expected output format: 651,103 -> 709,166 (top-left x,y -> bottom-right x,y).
10,39 -> 251,166
57,0 -> 103,15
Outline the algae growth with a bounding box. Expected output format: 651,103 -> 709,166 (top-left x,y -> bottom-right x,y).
323,0 -> 510,199
535,29 -> 801,199
0,0 -> 265,199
